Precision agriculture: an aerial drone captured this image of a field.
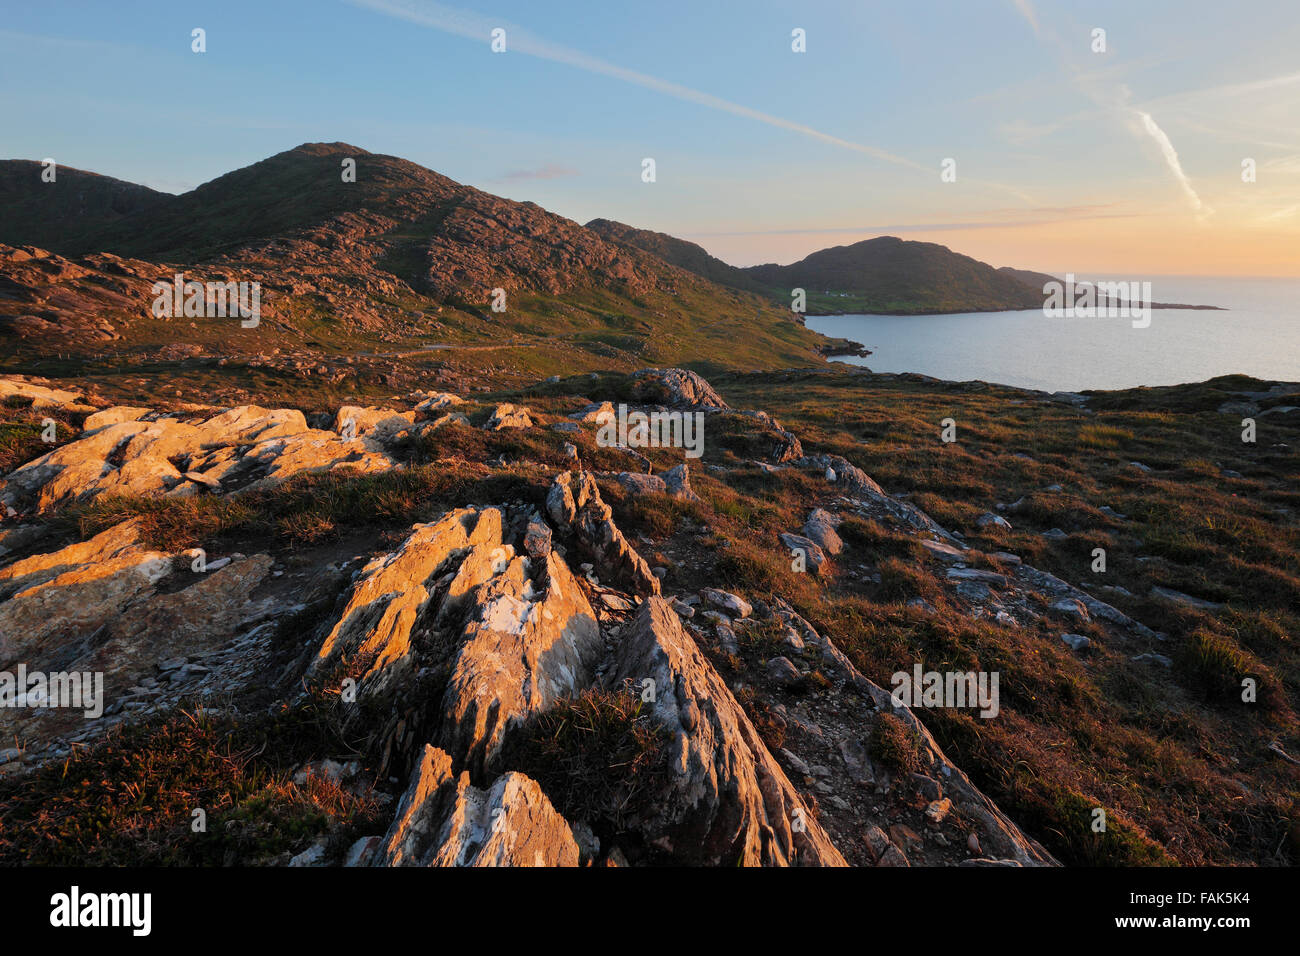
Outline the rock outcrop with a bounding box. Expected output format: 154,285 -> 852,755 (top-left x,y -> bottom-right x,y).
375,745 -> 582,867
1,404 -> 396,514
604,597 -> 847,866
546,470 -> 660,597
631,368 -> 728,409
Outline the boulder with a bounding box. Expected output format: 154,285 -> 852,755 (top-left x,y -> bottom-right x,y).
700,587 -> 752,618
662,463 -> 700,502
630,368 -> 728,409
780,532 -> 828,573
333,405 -> 417,441
802,508 -> 843,555
486,403 -> 532,430
569,401 -> 614,423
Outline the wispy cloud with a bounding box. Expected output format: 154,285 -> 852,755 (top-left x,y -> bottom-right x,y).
349,0 -> 923,170
350,0 -> 1036,203
687,206 -> 1138,238
494,163 -> 579,182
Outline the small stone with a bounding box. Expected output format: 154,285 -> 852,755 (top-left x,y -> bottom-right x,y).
765,656 -> 802,687
1132,652 -> 1172,668
1051,597 -> 1089,621
1061,633 -> 1091,651
925,798 -> 953,825
700,587 -> 752,619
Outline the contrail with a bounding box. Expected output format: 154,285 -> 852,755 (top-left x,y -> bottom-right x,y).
1009,0 -> 1209,216
1131,108 -> 1208,215
349,0 -> 1036,204
1010,0 -> 1040,37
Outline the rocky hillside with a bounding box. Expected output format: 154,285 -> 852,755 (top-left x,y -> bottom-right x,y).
0,145 -> 829,381
0,368 -> 1073,866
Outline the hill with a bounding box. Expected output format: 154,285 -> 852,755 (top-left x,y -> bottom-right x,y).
0,144 -> 831,391
0,161 -> 170,253
585,218 -> 769,294
743,236 -> 1046,314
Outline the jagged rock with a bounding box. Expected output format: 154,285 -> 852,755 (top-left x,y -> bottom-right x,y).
376,745 -> 581,867
439,547 -> 602,773
522,513 -> 552,558
768,598 -> 1057,866
0,518 -> 280,757
630,368 -> 728,409
1061,633 -> 1091,651
311,508 -> 505,692
802,508 -> 843,555
486,403 -> 532,430
976,512 -> 1011,530
546,470 -> 660,597
0,519 -> 169,665
603,597 -> 847,866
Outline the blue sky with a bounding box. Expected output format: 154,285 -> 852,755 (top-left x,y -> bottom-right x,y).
3,0 -> 1299,274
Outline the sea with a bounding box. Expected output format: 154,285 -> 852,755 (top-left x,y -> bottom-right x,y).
806,276 -> 1300,392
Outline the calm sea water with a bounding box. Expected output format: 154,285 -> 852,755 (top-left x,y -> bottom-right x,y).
807,276 -> 1300,392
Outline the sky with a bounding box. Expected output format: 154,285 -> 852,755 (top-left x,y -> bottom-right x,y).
3,0 -> 1299,276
